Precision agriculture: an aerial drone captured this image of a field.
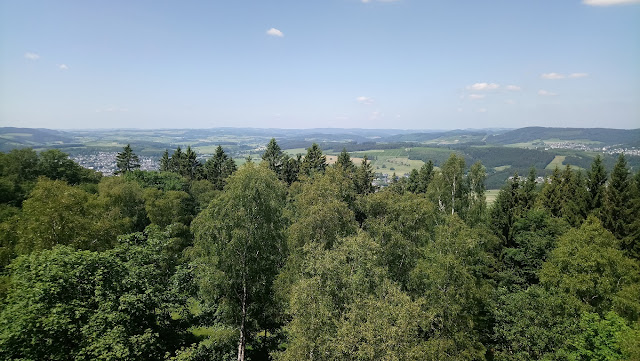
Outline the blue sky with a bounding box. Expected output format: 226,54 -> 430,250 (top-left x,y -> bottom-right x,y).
1,0 -> 639,130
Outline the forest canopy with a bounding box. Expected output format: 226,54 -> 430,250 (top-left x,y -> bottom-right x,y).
0,142 -> 639,361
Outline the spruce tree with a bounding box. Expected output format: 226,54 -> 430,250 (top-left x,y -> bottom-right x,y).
204,146 -> 236,190
262,138 -> 284,175
184,146 -> 202,180
603,155 -> 633,246
115,144 -> 140,174
335,148 -> 355,173
587,155 -> 607,215
300,143 -> 327,176
354,155 -> 376,195
540,167 -> 563,218
160,149 -> 170,172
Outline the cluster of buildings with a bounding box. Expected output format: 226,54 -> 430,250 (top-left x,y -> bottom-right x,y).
71,152 -> 159,176
543,142 -> 640,157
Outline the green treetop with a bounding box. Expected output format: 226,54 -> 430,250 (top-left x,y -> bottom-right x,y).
115,144 -> 141,174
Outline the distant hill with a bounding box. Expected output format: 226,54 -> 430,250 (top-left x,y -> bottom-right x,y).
487,127 -> 640,147
0,127 -> 75,152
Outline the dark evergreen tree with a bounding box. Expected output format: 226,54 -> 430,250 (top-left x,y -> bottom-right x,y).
183,146 -> 202,180
281,153 -> 301,185
115,144 -> 140,174
626,170 -> 640,260
587,155 -> 607,215
169,146 -> 185,174
540,167 -> 563,218
204,146 -> 236,190
160,149 -> 170,172
560,165 -> 588,227
334,148 -> 355,173
262,138 -> 284,175
300,143 -> 327,176
407,160 -> 434,194
602,155 -> 632,242
354,155 -> 376,195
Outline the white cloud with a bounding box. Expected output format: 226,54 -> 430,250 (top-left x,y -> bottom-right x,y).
541,72 -> 565,80
467,82 -> 500,91
538,89 -> 558,96
58,64 -> 69,70
468,94 -> 485,100
506,85 -> 521,91
24,52 -> 40,60
505,99 -> 516,105
266,28 -> 284,37
357,96 -> 374,105
569,72 -> 589,78
477,108 -> 488,113
583,0 -> 640,6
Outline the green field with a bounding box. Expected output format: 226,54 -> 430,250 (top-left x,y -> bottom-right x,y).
485,189 -> 501,206
545,155 -> 566,170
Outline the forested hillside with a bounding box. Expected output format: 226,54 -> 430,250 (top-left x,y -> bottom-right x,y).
1,141 -> 639,361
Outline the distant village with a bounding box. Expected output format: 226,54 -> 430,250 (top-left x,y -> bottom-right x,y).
542,141 -> 640,157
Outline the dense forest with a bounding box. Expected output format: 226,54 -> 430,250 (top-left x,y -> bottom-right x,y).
0,140 -> 639,361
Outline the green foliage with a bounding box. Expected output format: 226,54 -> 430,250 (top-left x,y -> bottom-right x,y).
587,155 -> 607,215
124,170 -> 188,192
203,146 -> 236,190
354,155 -> 376,195
144,188 -> 194,228
16,178 -> 102,253
115,144 -> 141,174
566,311 -> 640,361
334,147 -> 355,173
191,163 -> 287,361
499,209 -> 568,289
359,190 -> 437,288
539,216 -> 640,320
0,231 -> 194,361
262,138 -> 284,175
279,234 -> 427,361
300,143 -> 327,176
493,285 -> 582,361
409,216 -> 495,360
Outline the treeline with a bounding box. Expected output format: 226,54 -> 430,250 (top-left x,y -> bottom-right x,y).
0,141 -> 639,361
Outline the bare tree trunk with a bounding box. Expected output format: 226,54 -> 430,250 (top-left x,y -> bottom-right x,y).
237,282 -> 247,361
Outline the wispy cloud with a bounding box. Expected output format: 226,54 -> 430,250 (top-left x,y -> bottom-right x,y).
266,28 -> 284,37
541,72 -> 565,80
538,90 -> 558,96
24,52 -> 40,60
58,64 -> 69,70
477,108 -> 488,113
583,0 -> 640,6
505,85 -> 521,91
542,72 -> 588,79
466,82 -> 500,91
468,94 -> 485,100
569,72 -> 589,78
357,96 -> 374,105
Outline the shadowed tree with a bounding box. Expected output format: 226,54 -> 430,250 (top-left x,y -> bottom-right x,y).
300,143 -> 327,176
587,155 -> 607,215
115,144 -> 140,175
262,138 -> 284,175
204,146 -> 237,190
